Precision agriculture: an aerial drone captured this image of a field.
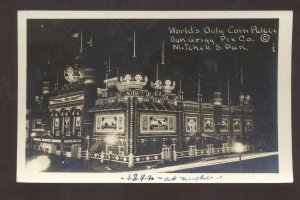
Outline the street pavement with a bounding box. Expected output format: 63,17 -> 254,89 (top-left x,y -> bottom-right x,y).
134,151 -> 278,173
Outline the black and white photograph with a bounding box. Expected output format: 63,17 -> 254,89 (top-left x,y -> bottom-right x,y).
17,11 -> 293,183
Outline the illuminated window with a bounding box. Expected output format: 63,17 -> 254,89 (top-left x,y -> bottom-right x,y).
140,114 -> 176,134
66,131 -> 71,136
220,118 -> 229,132
186,116 -> 197,134
233,119 -> 241,132
75,116 -> 81,127
54,118 -> 59,128
204,117 -> 214,132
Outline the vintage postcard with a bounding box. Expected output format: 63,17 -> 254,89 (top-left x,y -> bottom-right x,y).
17,11 -> 293,183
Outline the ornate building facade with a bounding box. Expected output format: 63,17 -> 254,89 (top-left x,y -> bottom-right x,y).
27,32 -> 258,168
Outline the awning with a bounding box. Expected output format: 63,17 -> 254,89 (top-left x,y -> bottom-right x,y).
89,141 -> 103,152
202,133 -> 224,141
88,101 -> 127,112
137,102 -> 178,111
89,101 -> 178,112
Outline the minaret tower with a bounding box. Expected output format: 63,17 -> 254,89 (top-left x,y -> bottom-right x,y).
66,28 -> 97,151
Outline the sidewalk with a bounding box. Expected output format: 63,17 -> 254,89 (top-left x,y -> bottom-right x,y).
134,151 -> 278,173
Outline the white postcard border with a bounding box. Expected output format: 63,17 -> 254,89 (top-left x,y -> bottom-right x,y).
17,11 -> 293,183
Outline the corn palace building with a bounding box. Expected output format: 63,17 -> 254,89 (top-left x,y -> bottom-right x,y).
27,33 -> 262,168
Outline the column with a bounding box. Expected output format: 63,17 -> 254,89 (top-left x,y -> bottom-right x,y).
177,102 -> 184,151
82,81 -> 97,152
189,145 -> 197,157
171,143 -> 177,161
222,143 -> 228,154
105,144 -> 110,154
127,96 -> 137,168
161,145 -> 166,161
207,144 -> 214,156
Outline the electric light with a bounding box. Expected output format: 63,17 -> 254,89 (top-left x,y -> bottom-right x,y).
106,135 -> 117,145
26,155 -> 51,172
234,142 -> 244,154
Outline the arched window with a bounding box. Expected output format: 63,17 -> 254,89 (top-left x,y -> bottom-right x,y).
61,109 -> 71,136
73,109 -> 82,116
72,109 -> 82,137
62,109 -> 70,117
51,111 -> 61,136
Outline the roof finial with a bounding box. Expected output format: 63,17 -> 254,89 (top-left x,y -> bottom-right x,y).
80,28 -> 83,52
161,41 -> 165,65
87,35 -> 93,47
108,55 -> 111,72
241,65 -> 243,95
132,31 -> 137,58
241,65 -> 243,85
179,79 -> 182,91
156,63 -> 159,80
227,79 -> 230,105
197,73 -> 201,103
47,57 -> 51,65
198,73 -> 201,95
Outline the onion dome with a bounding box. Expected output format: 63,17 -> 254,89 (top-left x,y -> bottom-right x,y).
116,32 -> 148,91
119,74 -> 148,90
64,29 -> 96,85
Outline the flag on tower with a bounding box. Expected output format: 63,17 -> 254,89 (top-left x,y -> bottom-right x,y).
86,36 -> 93,47
71,32 -> 79,38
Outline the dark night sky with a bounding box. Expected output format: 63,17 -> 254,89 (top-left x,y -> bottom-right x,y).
27,19 -> 278,136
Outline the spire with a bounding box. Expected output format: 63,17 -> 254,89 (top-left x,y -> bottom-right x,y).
43,57 -> 51,81
177,79 -> 184,100
241,65 -> 243,85
107,55 -> 112,78
87,35 -> 93,47
240,65 -> 243,95
56,72 -> 58,86
197,73 -> 202,102
105,73 -> 108,89
42,57 -> 52,94
198,73 -> 201,95
227,79 -> 231,105
179,79 -> 182,91
54,71 -> 59,90
80,28 -> 83,53
161,41 -> 165,65
213,62 -> 224,94
132,31 -> 137,58
108,55 -> 111,72
156,63 -> 159,80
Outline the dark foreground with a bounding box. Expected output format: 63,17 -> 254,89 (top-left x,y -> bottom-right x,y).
174,155 -> 279,173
